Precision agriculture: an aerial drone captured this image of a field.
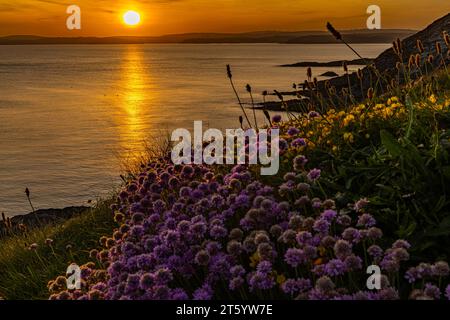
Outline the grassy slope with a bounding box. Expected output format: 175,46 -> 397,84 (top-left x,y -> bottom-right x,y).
0,200 -> 116,300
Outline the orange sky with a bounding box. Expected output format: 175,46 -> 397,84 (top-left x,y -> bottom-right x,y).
0,0 -> 449,36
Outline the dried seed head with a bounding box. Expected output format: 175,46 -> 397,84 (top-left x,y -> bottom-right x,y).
436,41 -> 442,55
246,84 -> 252,93
416,39 -> 424,54
357,68 -> 363,80
307,67 -> 312,80
415,54 -> 421,67
395,61 -> 402,70
390,78 -> 396,88
313,77 -> 318,88
408,55 -> 415,68
396,38 -> 402,53
343,61 -> 348,73
367,87 -> 374,100
226,64 -> 232,79
274,90 -> 283,101
262,90 -> 268,96
326,22 -> 342,40
427,54 -> 434,64
443,31 -> 450,47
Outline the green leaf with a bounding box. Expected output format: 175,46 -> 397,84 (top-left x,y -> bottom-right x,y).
380,129 -> 403,157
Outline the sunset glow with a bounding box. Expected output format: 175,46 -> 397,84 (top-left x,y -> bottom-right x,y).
0,0 -> 449,36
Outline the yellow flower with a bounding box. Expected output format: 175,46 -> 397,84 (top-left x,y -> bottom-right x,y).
249,252 -> 260,268
343,132 -> 354,143
313,258 -> 324,266
343,114 -> 355,127
429,94 -> 437,104
276,274 -> 287,285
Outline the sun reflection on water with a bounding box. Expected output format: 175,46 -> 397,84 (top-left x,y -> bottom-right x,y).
117,45 -> 153,166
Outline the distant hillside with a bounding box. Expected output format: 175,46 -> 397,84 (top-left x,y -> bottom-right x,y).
0,29 -> 416,45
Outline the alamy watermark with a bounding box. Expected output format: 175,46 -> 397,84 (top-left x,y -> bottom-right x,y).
366,265 -> 382,290
66,263 -> 81,290
171,121 -> 280,176
66,5 -> 81,30
367,5 -> 381,30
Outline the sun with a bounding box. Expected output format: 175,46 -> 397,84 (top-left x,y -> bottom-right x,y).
123,10 -> 141,26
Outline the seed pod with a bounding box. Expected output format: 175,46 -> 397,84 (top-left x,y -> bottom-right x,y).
416,39 -> 424,54
443,31 -> 450,48
357,68 -> 363,80
415,54 -> 421,67
408,55 -> 415,68
307,67 -> 312,80
367,87 -> 374,100
436,41 -> 442,55
427,54 -> 434,64
343,61 -> 348,73
326,22 -> 342,40
226,64 -> 232,79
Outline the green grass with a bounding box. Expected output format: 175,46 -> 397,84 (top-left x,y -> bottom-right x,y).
0,200 -> 116,300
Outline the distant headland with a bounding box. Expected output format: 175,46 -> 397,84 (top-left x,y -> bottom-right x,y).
0,29 -> 415,45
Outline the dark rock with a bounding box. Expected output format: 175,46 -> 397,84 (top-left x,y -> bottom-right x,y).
280,58 -> 372,67
320,71 -> 339,77
0,206 -> 89,238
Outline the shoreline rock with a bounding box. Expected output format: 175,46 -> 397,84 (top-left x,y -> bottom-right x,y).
280,58 -> 372,68
0,206 -> 89,238
319,71 -> 339,77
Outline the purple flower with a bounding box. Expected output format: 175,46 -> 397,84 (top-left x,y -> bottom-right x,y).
229,277 -> 244,290
293,155 -> 308,171
354,198 -> 369,212
194,250 -> 210,266
392,240 -> 411,250
424,283 -> 441,300
248,272 -> 275,291
272,115 -> 282,123
291,138 -> 307,147
193,284 -> 213,300
357,214 -> 376,228
285,126 -> 299,136
334,240 -> 352,259
313,219 -> 330,234
308,111 -> 319,118
257,261 -> 272,274
344,255 -> 363,271
284,248 -> 306,268
321,209 -> 337,222
324,259 -> 346,276
367,245 -> 383,259
432,261 -> 450,277
307,169 -> 321,182
342,227 -> 362,243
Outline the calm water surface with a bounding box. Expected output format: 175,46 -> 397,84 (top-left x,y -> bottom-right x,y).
0,43 -> 390,216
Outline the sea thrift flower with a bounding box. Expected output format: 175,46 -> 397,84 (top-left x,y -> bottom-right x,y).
272,115 -> 282,123
354,198 -> 369,212
307,169 -> 321,182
